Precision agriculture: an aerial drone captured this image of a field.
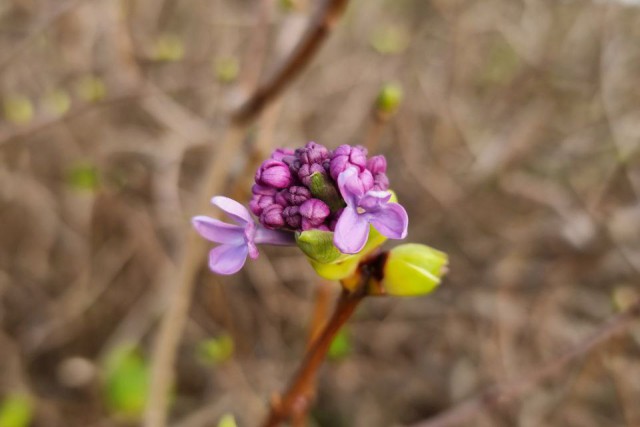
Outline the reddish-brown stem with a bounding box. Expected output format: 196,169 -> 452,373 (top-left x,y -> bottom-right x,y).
232,0 -> 350,124
261,286 -> 366,427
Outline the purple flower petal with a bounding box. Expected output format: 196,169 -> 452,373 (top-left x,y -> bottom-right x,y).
192,216 -> 245,244
254,227 -> 296,246
358,191 -> 391,211
208,244 -> 249,275
333,206 -> 370,254
211,196 -> 251,224
370,203 -> 408,239
337,167 -> 362,204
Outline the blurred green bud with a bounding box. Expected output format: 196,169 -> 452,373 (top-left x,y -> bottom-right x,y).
43,89 -> 71,116
297,227 -> 387,281
215,58 -> 239,84
218,414 -> 238,427
376,83 -> 403,115
612,286 -> 639,313
370,26 -> 409,55
3,95 -> 34,125
77,75 -> 106,102
377,244 -> 448,296
328,328 -> 351,360
66,162 -> 100,192
153,34 -> 184,62
196,334 -> 234,365
0,394 -> 32,427
102,344 -> 150,420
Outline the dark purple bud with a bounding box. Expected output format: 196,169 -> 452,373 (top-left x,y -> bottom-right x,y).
373,173 -> 389,191
252,184 -> 277,196
249,194 -> 275,216
283,205 -> 302,229
298,163 -> 326,186
366,155 -> 387,174
285,186 -> 311,205
297,141 -> 330,165
260,204 -> 285,228
299,198 -> 330,230
283,156 -> 301,173
271,147 -> 295,161
275,190 -> 289,207
329,144 -> 368,180
255,159 -> 292,189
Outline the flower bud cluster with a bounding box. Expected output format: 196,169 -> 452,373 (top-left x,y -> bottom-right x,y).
250,142 -> 391,232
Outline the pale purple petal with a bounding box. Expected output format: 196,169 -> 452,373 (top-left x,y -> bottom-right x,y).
254,227 -> 296,246
337,167 -> 361,205
192,216 -> 244,244
211,196 -> 251,224
208,244 -> 249,275
333,206 -> 370,254
358,191 -> 391,211
369,203 -> 408,239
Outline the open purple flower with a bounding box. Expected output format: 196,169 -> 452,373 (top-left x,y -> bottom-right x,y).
333,168 -> 408,254
192,196 -> 294,274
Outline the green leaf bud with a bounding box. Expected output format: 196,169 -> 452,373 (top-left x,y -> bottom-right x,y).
379,244 -> 448,296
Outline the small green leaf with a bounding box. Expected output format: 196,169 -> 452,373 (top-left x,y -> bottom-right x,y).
376,83 -> 403,115
370,26 -> 409,55
218,414 -> 238,427
215,58 -> 239,84
382,244 -> 448,296
309,173 -> 344,212
196,335 -> 234,365
77,75 -> 106,102
328,328 -> 351,360
66,162 -> 100,192
153,34 -> 184,62
0,394 -> 32,427
43,89 -> 71,115
3,95 -> 34,125
103,345 -> 150,420
296,230 -> 345,264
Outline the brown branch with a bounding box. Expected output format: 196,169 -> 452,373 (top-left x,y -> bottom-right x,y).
144,2 -> 351,426
231,0 -> 349,124
261,284 -> 366,427
409,298 -> 640,427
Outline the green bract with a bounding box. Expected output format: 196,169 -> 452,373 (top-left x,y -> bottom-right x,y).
296,227 -> 387,280
382,244 -> 448,296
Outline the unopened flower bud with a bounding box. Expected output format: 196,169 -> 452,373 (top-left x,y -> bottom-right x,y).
283,206 -> 302,229
300,198 -> 330,230
366,155 -> 387,174
297,141 -> 330,165
329,145 -> 368,180
270,147 -> 294,161
249,194 -> 275,216
255,159 -> 292,189
284,186 -> 311,205
378,244 -> 448,296
298,163 -> 326,186
376,83 -> 403,115
260,204 -> 285,228
275,190 -> 288,207
373,173 -> 389,191
252,184 -> 277,196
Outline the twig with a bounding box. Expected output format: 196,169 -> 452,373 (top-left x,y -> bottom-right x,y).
261,284 -> 367,427
232,0 -> 349,124
409,298 -> 640,427
143,1 -> 351,426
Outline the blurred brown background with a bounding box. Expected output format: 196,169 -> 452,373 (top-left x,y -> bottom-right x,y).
2,0 -> 640,426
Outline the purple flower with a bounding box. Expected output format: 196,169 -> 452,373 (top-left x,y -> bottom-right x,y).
283,205 -> 302,228
283,186 -> 311,205
329,144 -> 368,180
255,159 -> 292,189
249,184 -> 277,216
192,196 -> 294,274
299,198 -> 330,230
271,147 -> 294,161
333,168 -> 408,254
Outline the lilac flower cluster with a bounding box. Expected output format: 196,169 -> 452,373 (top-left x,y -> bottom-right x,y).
192,142 -> 408,275
249,142 -> 390,233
